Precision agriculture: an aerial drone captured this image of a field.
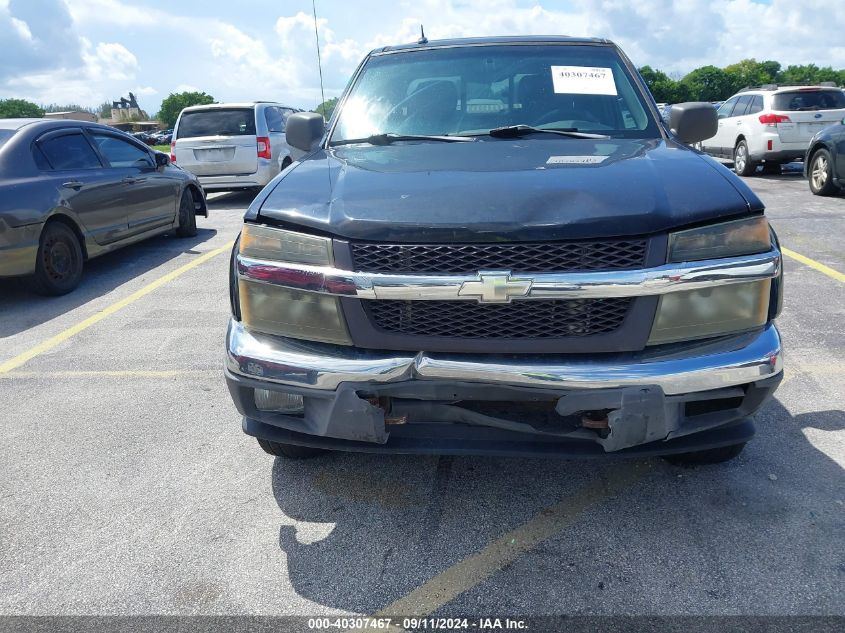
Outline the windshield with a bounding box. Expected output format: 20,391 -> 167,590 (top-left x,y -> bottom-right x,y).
331,44 -> 659,143
772,90 -> 845,111
176,108 -> 256,139
0,130 -> 15,149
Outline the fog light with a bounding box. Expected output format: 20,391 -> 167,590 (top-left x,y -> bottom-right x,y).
239,279 -> 352,345
648,280 -> 770,345
254,389 -> 305,414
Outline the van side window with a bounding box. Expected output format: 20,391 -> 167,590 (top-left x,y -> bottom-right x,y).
265,107 -> 285,133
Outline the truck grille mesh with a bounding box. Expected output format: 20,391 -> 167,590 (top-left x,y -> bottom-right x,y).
350,240 -> 648,274
365,299 -> 631,339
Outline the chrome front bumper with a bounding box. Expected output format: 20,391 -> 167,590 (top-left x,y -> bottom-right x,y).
226,319 -> 783,396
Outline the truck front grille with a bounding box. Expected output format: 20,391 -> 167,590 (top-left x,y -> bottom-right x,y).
350,240 -> 648,274
365,298 -> 631,339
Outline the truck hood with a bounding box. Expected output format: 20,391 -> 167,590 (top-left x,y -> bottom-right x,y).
256,137 -> 762,242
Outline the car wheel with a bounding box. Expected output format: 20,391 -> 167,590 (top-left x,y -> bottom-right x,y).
257,439 -> 328,459
733,140 -> 756,177
809,148 -> 838,196
662,442 -> 746,467
175,189 -> 197,237
32,222 -> 84,296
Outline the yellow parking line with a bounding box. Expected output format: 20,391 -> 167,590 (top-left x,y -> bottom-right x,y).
782,247 -> 845,283
0,241 -> 234,375
373,462 -> 645,620
0,369 -> 218,379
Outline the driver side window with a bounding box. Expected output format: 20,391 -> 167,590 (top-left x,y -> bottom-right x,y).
90,133 -> 154,168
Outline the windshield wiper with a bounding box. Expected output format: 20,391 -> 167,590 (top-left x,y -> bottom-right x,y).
486,125 -> 610,140
330,133 -> 475,146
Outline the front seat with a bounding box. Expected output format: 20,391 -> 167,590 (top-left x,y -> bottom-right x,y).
516,74 -> 553,124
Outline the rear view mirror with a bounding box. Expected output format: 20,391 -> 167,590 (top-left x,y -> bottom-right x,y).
669,102 -> 718,144
154,152 -> 170,167
286,112 -> 325,152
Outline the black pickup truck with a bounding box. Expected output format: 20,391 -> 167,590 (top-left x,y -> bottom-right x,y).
225,36 -> 783,465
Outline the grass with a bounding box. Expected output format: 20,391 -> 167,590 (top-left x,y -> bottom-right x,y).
152,144 -> 170,153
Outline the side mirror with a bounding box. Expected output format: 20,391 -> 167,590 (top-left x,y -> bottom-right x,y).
669,102 -> 718,144
154,152 -> 170,167
286,112 -> 325,152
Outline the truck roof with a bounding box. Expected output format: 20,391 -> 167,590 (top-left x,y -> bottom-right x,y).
374,35 -> 612,54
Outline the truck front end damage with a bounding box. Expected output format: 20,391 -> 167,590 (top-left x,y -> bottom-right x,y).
224,223 -> 783,457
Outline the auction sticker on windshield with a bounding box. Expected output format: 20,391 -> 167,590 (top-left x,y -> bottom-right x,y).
551,66 -> 617,95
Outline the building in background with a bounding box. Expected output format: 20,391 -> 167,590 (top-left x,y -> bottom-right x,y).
109,93 -> 148,122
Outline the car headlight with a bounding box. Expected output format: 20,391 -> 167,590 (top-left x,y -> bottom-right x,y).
650,216 -> 774,345
237,224 -> 352,345
667,216 -> 770,263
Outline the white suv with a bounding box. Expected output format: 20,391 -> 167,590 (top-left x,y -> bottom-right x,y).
700,85 -> 845,176
172,102 -> 303,191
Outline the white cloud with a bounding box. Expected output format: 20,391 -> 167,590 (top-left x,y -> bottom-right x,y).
10,16 -> 31,40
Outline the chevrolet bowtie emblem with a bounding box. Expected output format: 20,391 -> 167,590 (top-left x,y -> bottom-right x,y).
458,271 -> 533,303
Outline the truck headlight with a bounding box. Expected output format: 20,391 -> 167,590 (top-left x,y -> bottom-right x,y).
668,216 -> 770,263
238,224 -> 352,345
649,217 -> 774,345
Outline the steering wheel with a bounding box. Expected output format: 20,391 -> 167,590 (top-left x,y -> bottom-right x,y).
384,79 -> 454,123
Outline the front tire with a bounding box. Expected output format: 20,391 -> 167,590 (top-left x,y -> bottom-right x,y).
32,222 -> 84,296
662,442 -> 746,467
175,189 -> 197,237
257,439 -> 327,459
733,140 -> 756,177
809,148 -> 838,196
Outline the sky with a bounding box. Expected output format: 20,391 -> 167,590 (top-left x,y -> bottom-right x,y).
1,0 -> 843,115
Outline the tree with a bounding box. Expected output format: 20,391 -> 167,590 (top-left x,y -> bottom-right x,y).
42,103 -> 97,114
723,59 -> 780,93
638,66 -> 677,103
315,97 -> 339,120
157,91 -> 215,127
98,101 -> 113,119
0,98 -> 44,118
679,65 -> 733,102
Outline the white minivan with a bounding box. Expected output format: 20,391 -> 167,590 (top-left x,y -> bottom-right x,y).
172,102 -> 302,191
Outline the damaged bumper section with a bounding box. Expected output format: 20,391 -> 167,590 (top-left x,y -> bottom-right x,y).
225,319 -> 783,457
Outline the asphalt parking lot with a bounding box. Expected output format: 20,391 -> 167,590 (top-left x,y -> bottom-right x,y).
1,170 -> 843,624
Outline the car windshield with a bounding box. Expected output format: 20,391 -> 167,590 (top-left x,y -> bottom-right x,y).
331,44 -> 659,143
177,108 -> 256,138
772,90 -> 845,111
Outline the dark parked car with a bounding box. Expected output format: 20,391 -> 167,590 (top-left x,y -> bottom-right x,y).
131,131 -> 155,145
225,36 -> 783,465
0,119 -> 207,295
805,117 -> 845,195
